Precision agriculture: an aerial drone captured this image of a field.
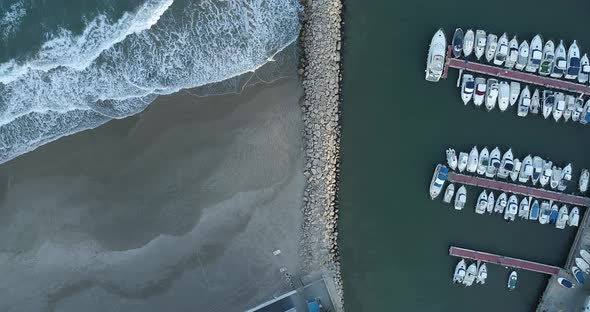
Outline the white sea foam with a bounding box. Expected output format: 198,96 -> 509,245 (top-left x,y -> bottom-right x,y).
0,1 -> 27,41
0,0 -> 302,164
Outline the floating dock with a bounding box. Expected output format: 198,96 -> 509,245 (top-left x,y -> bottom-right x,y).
442,46 -> 590,95
449,246 -> 561,275
447,172 -> 590,207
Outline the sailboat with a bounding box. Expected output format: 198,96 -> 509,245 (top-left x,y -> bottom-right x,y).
474,30 -> 487,60
517,86 -> 531,117
505,36 -> 519,69
525,34 -> 543,73
551,40 -> 567,78
515,40 -> 529,70
539,40 -> 555,76
463,29 -> 475,57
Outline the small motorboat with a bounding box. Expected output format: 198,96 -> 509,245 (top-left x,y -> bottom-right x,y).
525,34 -> 543,73
453,259 -> 467,283
529,199 -> 540,220
494,192 -> 508,214
576,257 -> 590,273
581,100 -> 590,125
515,40 -> 529,71
497,148 -> 514,179
542,90 -> 554,119
486,147 -> 501,178
519,155 -> 533,183
485,78 -> 499,111
551,166 -> 562,189
443,183 -> 455,204
463,29 -> 475,57
507,271 -> 517,290
474,30 -> 487,60
558,277 -> 575,289
581,249 -> 590,265
539,40 -> 555,76
473,77 -> 487,106
579,54 -> 590,83
579,169 -> 589,193
553,92 -> 565,122
530,89 -> 540,114
540,160 -> 553,187
493,33 -> 509,65
573,266 -> 585,284
461,74 -> 475,104
572,98 -> 584,122
518,197 -> 530,220
457,152 -> 468,173
549,203 -> 559,223
505,36 -> 519,69
486,191 -> 495,213
475,190 -> 488,214
565,40 -> 581,80
498,81 -> 510,111
476,263 -> 488,284
504,195 -> 518,221
454,185 -> 467,210
555,205 -> 569,229
452,28 -> 464,58
446,148 -> 458,170
569,206 -> 580,227
564,95 -> 575,122
463,263 -> 477,286
517,86 -> 531,117
430,164 -> 449,199
467,146 -> 479,173
485,33 -> 498,63
509,82 -> 520,106
477,147 -> 489,176
510,158 -> 521,182
531,156 -> 543,185
539,201 -> 551,224
558,163 -> 572,191
551,40 -> 567,78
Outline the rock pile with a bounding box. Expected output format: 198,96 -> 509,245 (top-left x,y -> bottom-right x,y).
298,0 -> 344,307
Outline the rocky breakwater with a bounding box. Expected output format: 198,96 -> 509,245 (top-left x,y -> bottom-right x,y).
299,0 -> 344,307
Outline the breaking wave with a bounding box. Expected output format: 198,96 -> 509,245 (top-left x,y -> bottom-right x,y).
0,0 -> 302,164
0,0 -> 27,41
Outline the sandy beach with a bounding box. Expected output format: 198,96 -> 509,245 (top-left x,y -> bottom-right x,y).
0,77 -> 305,312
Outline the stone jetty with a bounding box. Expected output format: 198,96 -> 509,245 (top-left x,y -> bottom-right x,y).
299,0 -> 344,308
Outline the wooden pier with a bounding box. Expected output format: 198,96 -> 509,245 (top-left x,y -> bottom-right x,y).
447,172 -> 590,207
449,246 -> 561,275
441,46 -> 590,95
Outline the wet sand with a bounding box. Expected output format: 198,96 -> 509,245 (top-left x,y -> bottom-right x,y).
0,78 -> 305,312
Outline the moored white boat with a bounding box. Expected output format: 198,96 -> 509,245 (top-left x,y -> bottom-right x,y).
519,155 -> 533,183
463,263 -> 477,286
458,152 -> 468,172
558,277 -> 575,289
486,147 -> 501,178
497,148 -> 514,179
453,259 -> 467,283
576,257 -> 590,274
553,92 -> 565,122
542,90 -> 554,119
572,98 -> 584,122
461,74 -> 475,105
564,95 -> 575,122
539,40 -> 555,76
539,201 -> 551,224
443,183 -> 455,203
474,30 -> 487,60
425,29 -> 447,82
477,147 -> 489,175
579,54 -> 590,83
498,81 -> 510,111
504,195 -> 518,221
507,271 -> 517,290
475,190 -> 488,214
454,185 -> 467,210
579,169 -> 589,193
558,163 -> 572,192
530,89 -> 540,114
505,36 -> 519,69
549,203 -> 559,223
572,266 -> 585,284
517,86 -> 531,117
494,192 -> 508,214
556,205 -> 569,229
486,191 -> 494,213
525,34 -> 543,72
473,77 -> 487,107
565,40 -> 581,80
446,148 -> 458,170
551,40 -> 567,78
551,166 -> 562,189
540,160 -> 552,187
581,249 -> 590,265
467,146 -> 479,173
485,79 -> 499,111
463,29 -> 475,57
430,164 -> 449,199
476,263 -> 488,284
509,82 -> 520,106
581,100 -> 590,125
515,40 -> 529,71
494,33 -> 509,65
510,158 -> 521,182
531,156 -> 543,185
452,28 -> 464,58
518,197 -> 529,219
485,33 -> 498,63
569,207 -> 580,227
529,199 -> 540,220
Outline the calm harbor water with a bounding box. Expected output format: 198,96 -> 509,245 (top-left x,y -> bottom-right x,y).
339,0 -> 590,311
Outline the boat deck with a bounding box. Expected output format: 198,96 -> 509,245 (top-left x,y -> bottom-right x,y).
449,246 -> 561,275
447,172 -> 590,207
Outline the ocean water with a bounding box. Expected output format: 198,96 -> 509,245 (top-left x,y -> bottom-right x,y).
0,0 -> 302,164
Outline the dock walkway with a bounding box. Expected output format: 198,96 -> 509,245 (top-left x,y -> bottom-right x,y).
447,172 -> 590,207
449,246 -> 561,275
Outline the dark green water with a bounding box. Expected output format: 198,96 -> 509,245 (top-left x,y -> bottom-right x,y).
339,0 -> 590,311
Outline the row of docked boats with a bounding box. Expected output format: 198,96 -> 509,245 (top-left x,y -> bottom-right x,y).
573,249 -> 590,285
452,28 -> 588,81
445,147 -> 588,193
452,259 -> 487,286
460,73 -> 590,124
